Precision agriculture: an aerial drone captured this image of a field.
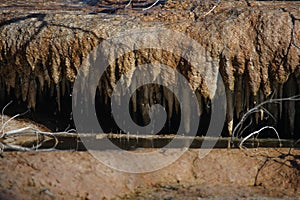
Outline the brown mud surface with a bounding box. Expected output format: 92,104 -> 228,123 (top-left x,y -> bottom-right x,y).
0,148 -> 299,200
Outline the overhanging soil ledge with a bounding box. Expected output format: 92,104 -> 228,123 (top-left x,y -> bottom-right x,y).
0,0 -> 299,137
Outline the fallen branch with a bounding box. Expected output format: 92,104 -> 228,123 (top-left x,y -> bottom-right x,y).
0,102 -> 75,152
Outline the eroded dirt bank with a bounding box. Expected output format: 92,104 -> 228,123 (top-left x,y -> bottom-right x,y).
0,148 -> 299,200
0,1 -> 299,137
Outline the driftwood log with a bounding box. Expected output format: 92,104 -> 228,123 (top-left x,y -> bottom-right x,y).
0,1 -> 299,138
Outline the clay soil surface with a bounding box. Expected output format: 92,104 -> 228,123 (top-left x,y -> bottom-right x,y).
0,148 -> 299,200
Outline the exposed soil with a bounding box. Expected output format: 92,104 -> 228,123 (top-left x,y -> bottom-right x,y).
0,1 -> 300,200
0,148 -> 300,200
0,115 -> 299,200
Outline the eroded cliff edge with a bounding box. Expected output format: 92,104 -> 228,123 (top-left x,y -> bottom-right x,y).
0,1 -> 299,138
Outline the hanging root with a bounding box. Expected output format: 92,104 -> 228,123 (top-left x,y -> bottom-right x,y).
1,100 -> 13,128
239,126 -> 281,149
232,94 -> 300,149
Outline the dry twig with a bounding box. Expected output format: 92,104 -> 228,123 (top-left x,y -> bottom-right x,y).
203,0 -> 221,17
0,102 -> 75,152
125,0 -> 160,10
232,94 -> 300,149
